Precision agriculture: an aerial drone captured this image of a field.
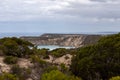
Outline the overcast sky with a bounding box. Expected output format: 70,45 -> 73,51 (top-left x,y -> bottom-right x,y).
0,0 -> 120,33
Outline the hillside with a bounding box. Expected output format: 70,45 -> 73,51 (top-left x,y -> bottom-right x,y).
20,34 -> 101,47
0,37 -> 80,80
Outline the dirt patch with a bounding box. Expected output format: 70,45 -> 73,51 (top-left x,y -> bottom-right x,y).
0,57 -> 11,73
17,58 -> 33,68
44,54 -> 72,67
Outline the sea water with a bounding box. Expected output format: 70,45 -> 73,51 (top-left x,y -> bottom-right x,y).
0,32 -> 118,38
0,32 -> 42,38
37,45 -> 74,50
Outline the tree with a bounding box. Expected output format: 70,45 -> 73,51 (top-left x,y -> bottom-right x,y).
71,33 -> 120,80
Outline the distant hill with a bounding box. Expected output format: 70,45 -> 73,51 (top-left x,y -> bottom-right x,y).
20,33 -> 102,47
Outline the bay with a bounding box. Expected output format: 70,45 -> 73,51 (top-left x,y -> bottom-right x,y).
37,45 -> 75,50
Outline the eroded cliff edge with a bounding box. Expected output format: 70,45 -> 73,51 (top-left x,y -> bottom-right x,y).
20,34 -> 102,47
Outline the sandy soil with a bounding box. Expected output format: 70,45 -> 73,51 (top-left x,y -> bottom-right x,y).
0,57 -> 11,73
17,58 -> 33,68
44,54 -> 73,67
0,56 -> 33,73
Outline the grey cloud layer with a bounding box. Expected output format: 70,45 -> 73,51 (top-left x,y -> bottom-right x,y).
0,0 -> 120,22
90,0 -> 120,2
56,3 -> 120,19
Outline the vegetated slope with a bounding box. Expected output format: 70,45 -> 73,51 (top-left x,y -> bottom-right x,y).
71,33 -> 120,80
21,34 -> 101,47
0,37 -> 80,80
1,33 -> 120,80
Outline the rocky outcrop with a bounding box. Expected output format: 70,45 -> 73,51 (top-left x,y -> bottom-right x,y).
20,34 -> 102,47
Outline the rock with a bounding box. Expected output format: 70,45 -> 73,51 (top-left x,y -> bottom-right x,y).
20,34 -> 101,47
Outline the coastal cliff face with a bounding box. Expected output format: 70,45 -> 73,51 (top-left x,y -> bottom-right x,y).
20,34 -> 102,47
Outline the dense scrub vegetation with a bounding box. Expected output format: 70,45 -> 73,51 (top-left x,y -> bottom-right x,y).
0,73 -> 18,80
0,37 -> 78,80
109,76 -> 120,80
50,48 -> 68,57
3,56 -> 18,64
41,70 -> 81,80
0,37 -> 34,57
71,33 -> 120,80
0,33 -> 120,80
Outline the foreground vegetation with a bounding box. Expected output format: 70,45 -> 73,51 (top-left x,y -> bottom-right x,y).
71,33 -> 120,80
0,33 -> 120,80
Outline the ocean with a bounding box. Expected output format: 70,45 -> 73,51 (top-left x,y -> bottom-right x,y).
0,32 -> 42,38
37,45 -> 74,50
0,32 -> 118,38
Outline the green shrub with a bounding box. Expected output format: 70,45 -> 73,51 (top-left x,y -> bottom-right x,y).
60,63 -> 68,73
110,76 -> 120,80
11,65 -> 22,76
19,68 -> 32,80
43,54 -> 50,59
11,65 -> 31,80
65,56 -> 69,60
0,49 -> 4,56
0,73 -> 18,80
3,56 -> 18,64
41,70 -> 81,80
51,48 -> 68,57
37,48 -> 49,55
30,55 -> 47,67
43,65 -> 58,73
0,37 -> 34,57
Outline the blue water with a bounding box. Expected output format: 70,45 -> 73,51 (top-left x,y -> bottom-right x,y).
0,32 -> 42,38
37,45 -> 75,50
0,32 -> 118,38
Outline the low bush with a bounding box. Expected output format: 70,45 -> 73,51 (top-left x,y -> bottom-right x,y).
60,63 -> 68,73
0,73 -> 18,80
43,65 -> 58,73
109,76 -> 120,80
30,55 -> 47,67
0,37 -> 34,57
3,56 -> 18,64
51,48 -> 68,58
41,70 -> 81,80
11,65 -> 22,76
65,56 -> 69,60
11,65 -> 31,80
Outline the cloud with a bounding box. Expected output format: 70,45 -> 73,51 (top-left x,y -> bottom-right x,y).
0,0 -> 71,21
0,0 -> 120,23
55,2 -> 120,19
90,0 -> 120,3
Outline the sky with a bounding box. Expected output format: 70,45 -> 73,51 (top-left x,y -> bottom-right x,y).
0,0 -> 120,33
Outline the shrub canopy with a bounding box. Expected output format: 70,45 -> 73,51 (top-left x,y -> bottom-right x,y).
0,37 -> 34,57
71,33 -> 120,80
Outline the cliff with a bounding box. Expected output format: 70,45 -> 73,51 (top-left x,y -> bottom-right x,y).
20,34 -> 102,47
